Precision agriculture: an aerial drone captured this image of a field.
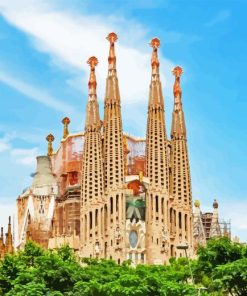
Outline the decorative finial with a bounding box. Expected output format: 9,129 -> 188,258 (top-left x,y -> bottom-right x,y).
172,66 -> 183,97
1,227 -> 3,238
8,216 -> 11,225
62,117 -> 70,139
150,37 -> 160,49
194,200 -> 200,208
87,56 -> 98,95
46,134 -> 54,156
213,199 -> 218,209
106,32 -> 118,69
150,37 -> 160,75
87,56 -> 98,68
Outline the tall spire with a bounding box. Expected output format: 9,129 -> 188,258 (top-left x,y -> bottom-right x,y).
104,33 -> 121,105
170,66 -> 193,256
103,32 -> 125,262
146,37 -> 168,188
80,56 -> 104,258
85,57 -> 101,131
147,38 -> 165,108
171,66 -> 186,139
145,37 -> 169,264
103,32 -> 124,189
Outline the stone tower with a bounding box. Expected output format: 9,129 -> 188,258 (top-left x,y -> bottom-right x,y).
80,57 -> 105,258
170,66 -> 193,256
103,33 -> 125,262
145,38 -> 170,264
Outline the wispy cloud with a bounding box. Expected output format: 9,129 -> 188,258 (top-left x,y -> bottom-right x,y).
205,10 -> 231,28
0,134 -> 39,167
0,71 -> 77,115
10,147 -> 38,166
0,0 -> 175,105
0,137 -> 11,153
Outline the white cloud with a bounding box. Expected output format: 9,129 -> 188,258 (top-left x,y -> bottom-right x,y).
10,147 -> 38,166
0,133 -> 39,167
0,138 -> 11,153
0,0 -> 175,105
0,71 -> 77,116
205,10 -> 231,28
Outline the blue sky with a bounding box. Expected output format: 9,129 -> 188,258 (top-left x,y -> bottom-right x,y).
0,0 -> 246,241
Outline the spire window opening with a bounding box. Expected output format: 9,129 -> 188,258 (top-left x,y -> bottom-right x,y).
155,196 -> 159,213
89,212 -> 93,230
110,197 -> 113,214
179,212 -> 182,229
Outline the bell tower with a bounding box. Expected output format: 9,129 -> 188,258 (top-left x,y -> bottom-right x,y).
170,66 -> 193,257
145,38 -> 170,264
103,33 -> 125,262
80,57 -> 105,258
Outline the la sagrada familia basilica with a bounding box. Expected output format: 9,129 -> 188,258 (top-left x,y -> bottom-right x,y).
0,33 -> 227,263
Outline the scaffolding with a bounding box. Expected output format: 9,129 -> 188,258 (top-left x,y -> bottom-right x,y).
201,212 -> 231,240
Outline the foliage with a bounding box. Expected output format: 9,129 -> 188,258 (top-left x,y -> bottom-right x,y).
194,237 -> 247,295
0,238 -> 246,295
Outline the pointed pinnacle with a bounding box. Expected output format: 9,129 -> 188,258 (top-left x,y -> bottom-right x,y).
172,66 -> 183,97
107,32 -> 118,69
150,37 -> 160,75
87,56 -> 98,95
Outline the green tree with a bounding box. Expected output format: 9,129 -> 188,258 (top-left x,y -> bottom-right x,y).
212,258 -> 247,295
0,238 -> 246,296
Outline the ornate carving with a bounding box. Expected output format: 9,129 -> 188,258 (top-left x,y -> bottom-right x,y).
46,134 -> 54,156
95,240 -> 101,256
150,37 -> 160,74
62,117 -> 70,139
172,66 -> 183,97
161,227 -> 169,253
106,32 -> 118,68
87,56 -> 98,93
150,37 -> 160,49
115,226 -> 122,250
107,32 -> 118,43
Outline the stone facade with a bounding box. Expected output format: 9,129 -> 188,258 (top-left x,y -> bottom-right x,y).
15,33 -> 196,264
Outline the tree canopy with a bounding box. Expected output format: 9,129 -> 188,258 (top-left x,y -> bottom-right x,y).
0,237 -> 246,296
